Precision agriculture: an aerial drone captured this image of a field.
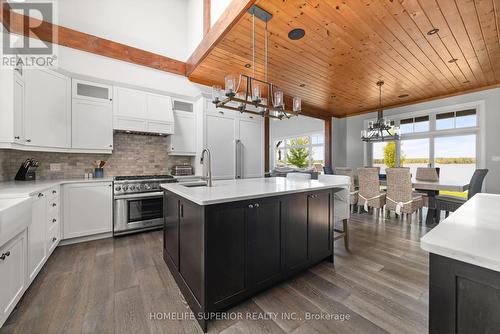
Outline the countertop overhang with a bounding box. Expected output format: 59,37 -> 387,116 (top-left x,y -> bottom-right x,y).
421,193 -> 500,272
161,177 -> 350,205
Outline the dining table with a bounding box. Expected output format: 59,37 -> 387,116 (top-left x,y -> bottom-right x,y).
379,176 -> 469,225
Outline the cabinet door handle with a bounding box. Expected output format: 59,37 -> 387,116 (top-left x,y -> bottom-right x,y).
218,111 -> 224,115
52,237 -> 57,242
38,193 -> 44,197
52,203 -> 57,207
254,203 -> 259,208
180,204 -> 184,218
248,204 -> 254,209
14,136 -> 20,139
26,139 -> 31,143
0,254 -> 5,260
52,190 -> 57,194
52,218 -> 57,223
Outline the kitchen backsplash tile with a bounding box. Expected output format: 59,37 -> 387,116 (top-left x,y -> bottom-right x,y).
0,132 -> 192,181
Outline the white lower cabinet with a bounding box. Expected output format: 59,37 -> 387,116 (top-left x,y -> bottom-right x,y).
63,182 -> 113,239
0,230 -> 26,327
27,192 -> 47,283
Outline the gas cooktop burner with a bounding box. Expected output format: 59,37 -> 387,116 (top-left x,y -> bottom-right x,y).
114,175 -> 175,181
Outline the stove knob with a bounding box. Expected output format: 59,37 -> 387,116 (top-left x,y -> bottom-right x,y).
144,184 -> 151,190
115,185 -> 122,191
122,185 -> 129,191
129,185 -> 136,191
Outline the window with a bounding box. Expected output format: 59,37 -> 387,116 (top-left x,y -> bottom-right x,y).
436,109 -> 476,130
369,106 -> 480,185
435,135 -> 476,184
274,134 -> 325,169
400,116 -> 429,134
400,138 -> 430,177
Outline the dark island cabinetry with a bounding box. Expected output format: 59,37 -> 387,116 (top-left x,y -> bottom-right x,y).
163,188 -> 337,332
429,254 -> 500,333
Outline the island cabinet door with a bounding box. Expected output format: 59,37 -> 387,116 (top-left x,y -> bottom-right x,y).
282,193 -> 309,273
206,203 -> 247,308
308,190 -> 332,262
246,197 -> 282,290
163,192 -> 179,269
178,199 -> 205,306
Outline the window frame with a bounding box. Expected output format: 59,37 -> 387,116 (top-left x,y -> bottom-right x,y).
364,100 -> 485,170
272,132 -> 325,168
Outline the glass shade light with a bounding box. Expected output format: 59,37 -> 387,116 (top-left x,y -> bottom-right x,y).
292,97 -> 301,112
211,85 -> 222,103
273,90 -> 284,109
252,84 -> 261,102
225,75 -> 238,97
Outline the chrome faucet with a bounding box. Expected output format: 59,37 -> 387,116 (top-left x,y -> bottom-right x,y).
200,148 -> 213,187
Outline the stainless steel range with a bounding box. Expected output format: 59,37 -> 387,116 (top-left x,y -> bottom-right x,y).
113,175 -> 176,236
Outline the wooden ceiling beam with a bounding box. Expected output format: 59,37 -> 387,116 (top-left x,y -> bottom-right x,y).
203,0 -> 211,36
186,0 -> 257,76
1,3 -> 186,76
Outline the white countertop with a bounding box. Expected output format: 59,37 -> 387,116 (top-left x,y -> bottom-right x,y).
421,193 -> 500,272
161,177 -> 350,205
0,178 -> 113,198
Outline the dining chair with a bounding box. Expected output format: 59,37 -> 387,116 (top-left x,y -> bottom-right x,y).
318,174 -> 350,250
286,172 -> 312,180
414,167 -> 440,207
323,166 -> 334,175
435,169 -> 488,219
357,167 -> 385,216
334,167 -> 358,212
385,168 -> 424,224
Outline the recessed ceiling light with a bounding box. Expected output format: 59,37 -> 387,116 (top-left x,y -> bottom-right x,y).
448,58 -> 458,63
299,83 -> 306,87
398,94 -> 409,98
244,63 -> 251,68
288,28 -> 305,40
427,28 -> 439,35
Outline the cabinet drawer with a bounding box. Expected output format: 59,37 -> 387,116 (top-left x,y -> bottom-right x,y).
46,186 -> 60,201
205,108 -> 235,119
47,196 -> 60,216
47,222 -> 60,254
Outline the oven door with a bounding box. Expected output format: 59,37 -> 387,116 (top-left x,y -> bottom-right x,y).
114,191 -> 164,235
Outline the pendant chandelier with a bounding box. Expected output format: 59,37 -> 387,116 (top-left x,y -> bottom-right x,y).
211,5 -> 302,120
361,81 -> 400,142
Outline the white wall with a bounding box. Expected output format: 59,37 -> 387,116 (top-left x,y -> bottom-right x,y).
211,0 -> 232,26
54,0 -> 189,61
187,0 -> 204,57
335,88 -> 500,194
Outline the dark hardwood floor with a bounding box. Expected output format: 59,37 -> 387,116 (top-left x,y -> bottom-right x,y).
1,212 -> 431,334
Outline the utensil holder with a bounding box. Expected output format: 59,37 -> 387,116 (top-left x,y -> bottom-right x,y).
94,168 -> 104,178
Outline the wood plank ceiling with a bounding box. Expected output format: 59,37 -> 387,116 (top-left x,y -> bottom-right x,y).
188,0 -> 500,118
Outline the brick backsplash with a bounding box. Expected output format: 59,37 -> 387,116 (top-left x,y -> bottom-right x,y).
0,132 -> 192,181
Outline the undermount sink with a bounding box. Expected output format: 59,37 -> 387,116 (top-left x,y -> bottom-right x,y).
0,197 -> 32,247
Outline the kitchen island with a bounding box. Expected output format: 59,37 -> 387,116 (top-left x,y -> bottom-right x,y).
161,177 -> 349,332
421,193 -> 500,333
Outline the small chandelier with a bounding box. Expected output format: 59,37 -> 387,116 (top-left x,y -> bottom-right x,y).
361,81 -> 400,142
211,5 -> 302,120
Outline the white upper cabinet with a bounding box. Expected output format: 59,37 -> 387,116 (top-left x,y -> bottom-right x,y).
72,79 -> 112,103
71,79 -> 113,152
167,100 -> 196,156
72,100 -> 113,151
24,68 -> 71,148
113,86 -> 174,135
